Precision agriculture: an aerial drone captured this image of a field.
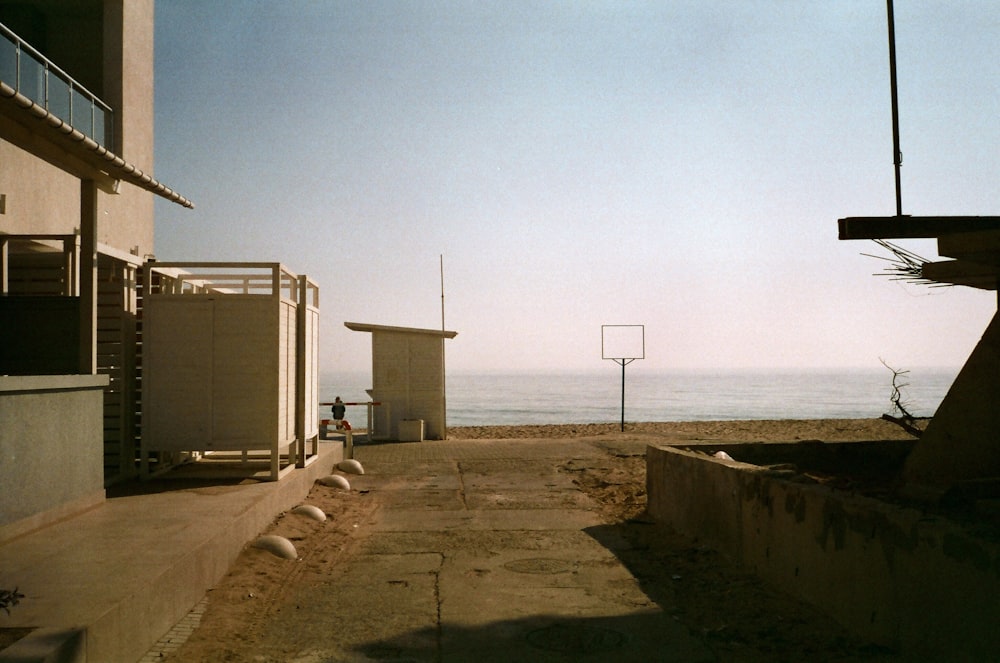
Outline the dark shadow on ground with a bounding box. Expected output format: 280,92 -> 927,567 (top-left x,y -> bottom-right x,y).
348,610 -> 714,663
106,476 -> 250,498
582,518 -> 900,662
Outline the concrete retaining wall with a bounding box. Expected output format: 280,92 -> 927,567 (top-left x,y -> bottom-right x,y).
647,442 -> 1000,661
0,375 -> 108,543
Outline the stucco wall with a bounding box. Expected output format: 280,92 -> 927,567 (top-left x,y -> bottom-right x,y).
0,375 -> 108,543
647,443 -> 1000,660
100,0 -> 155,254
0,138 -> 152,254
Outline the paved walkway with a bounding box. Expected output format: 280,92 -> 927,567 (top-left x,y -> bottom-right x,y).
2,434 -> 715,662
0,443 -> 342,663
234,435 -> 714,662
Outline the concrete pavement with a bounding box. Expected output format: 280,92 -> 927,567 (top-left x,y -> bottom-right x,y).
242,436 -> 713,662
0,443 -> 342,663
2,434 -> 714,662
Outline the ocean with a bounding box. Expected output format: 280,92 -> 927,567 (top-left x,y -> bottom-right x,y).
319,367 -> 960,427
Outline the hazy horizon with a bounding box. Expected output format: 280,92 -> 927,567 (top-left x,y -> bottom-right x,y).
153,2 -> 998,375
321,363 -> 964,378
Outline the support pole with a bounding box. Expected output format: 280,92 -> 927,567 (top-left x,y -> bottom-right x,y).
620,359 -> 626,432
79,179 -> 98,374
887,0 -> 903,216
614,358 -> 634,432
0,236 -> 8,294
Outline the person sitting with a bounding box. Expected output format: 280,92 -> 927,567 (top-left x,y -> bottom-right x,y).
332,396 -> 347,429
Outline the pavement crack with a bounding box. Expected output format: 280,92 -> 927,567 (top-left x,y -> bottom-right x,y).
434,552 -> 445,663
456,460 -> 469,510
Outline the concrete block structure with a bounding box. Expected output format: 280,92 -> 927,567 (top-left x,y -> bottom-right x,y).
647,440 -> 1000,660
838,216 -> 1000,494
346,322 -> 457,440
0,374 -> 107,541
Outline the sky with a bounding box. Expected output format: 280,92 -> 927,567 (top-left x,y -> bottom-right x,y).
151,1 -> 1000,376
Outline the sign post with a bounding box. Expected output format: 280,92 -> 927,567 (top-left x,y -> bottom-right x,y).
601,325 -> 645,432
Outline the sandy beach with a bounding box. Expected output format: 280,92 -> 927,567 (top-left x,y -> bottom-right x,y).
156,418 -> 914,662
448,417 -> 918,442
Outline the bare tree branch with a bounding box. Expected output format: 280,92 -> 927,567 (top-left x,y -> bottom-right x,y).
879,358 -> 925,437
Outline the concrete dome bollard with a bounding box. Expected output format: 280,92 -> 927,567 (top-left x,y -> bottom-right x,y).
252,535 -> 297,560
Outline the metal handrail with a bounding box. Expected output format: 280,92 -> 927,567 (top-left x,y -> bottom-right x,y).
0,20 -> 113,148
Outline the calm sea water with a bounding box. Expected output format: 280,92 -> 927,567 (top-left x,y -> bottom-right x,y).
320,367 -> 959,427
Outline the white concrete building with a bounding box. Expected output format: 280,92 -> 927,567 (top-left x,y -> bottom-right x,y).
0,0 -> 192,538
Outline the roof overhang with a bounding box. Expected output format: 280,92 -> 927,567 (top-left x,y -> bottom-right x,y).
0,81 -> 193,208
345,321 -> 458,339
838,215 -> 1000,240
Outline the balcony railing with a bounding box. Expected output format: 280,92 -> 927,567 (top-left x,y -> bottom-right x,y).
0,20 -> 113,149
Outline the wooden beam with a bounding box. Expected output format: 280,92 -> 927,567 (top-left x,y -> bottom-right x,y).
921,259 -> 999,290
938,230 -> 1000,265
838,216 -> 1000,240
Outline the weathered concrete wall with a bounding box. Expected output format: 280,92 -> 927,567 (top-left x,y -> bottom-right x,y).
903,310 -> 1000,490
0,375 -> 108,543
647,442 -> 1000,660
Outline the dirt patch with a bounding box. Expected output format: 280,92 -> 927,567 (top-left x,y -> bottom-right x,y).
161,484 -> 379,661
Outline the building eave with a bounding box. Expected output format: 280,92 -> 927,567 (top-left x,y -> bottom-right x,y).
0,80 -> 193,209
345,321 -> 458,339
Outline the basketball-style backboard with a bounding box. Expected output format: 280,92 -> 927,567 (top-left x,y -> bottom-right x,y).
601,325 -> 645,361
601,324 -> 645,432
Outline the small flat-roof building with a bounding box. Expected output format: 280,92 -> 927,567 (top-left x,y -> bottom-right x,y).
346,322 -> 457,441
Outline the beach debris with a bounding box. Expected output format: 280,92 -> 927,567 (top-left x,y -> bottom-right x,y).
336,459 -> 365,475
879,359 -> 926,438
291,504 -> 327,522
252,535 -> 298,560
712,451 -> 735,462
862,240 -> 942,287
319,474 -> 351,490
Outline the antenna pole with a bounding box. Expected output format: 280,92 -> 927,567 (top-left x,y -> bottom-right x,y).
440,254 -> 445,332
887,0 -> 903,216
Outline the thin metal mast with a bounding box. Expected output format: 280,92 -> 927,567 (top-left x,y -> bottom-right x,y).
887,0 -> 903,216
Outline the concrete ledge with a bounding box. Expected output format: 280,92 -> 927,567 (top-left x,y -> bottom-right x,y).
647,441 -> 1000,660
0,375 -> 108,394
0,442 -> 343,663
0,627 -> 85,663
0,489 -> 105,545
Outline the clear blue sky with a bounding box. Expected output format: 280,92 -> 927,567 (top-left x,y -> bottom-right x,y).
152,1 -> 999,375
